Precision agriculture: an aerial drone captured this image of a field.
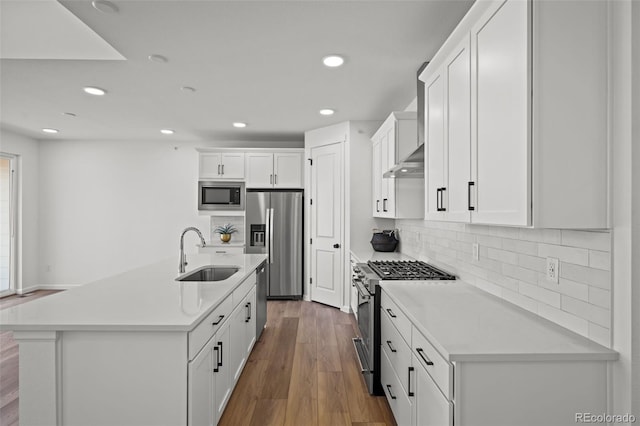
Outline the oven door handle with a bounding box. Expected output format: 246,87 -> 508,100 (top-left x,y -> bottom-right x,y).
354,280 -> 371,300
352,337 -> 371,374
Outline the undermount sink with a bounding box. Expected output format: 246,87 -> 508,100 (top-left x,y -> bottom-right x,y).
176,266 -> 239,282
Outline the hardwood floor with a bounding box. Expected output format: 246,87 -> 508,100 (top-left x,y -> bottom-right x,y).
0,290 -> 62,426
0,294 -> 394,426
219,300 -> 395,426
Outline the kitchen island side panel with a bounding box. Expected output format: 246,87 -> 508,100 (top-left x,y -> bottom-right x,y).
61,331 -> 188,426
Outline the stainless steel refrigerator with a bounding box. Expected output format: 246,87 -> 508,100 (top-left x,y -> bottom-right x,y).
245,189 -> 303,299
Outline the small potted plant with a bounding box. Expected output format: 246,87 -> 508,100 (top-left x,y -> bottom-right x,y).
214,223 -> 238,243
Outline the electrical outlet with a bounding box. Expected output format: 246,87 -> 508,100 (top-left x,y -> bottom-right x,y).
546,257 -> 559,283
472,243 -> 479,261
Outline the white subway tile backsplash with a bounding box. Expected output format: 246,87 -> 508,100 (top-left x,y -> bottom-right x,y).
589,250 -> 611,271
561,230 -> 611,251
537,304 -> 589,336
502,238 -> 539,256
538,243 -> 589,266
588,322 -> 610,347
396,219 -> 612,346
589,287 -> 610,309
517,253 -> 546,272
560,262 -> 611,290
487,247 -> 518,265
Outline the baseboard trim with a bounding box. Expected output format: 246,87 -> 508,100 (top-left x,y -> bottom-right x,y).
19,284 -> 79,294
340,305 -> 352,314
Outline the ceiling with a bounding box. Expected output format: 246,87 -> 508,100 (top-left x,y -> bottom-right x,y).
0,0 -> 473,143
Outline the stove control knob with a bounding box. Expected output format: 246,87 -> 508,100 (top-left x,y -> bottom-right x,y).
353,266 -> 361,273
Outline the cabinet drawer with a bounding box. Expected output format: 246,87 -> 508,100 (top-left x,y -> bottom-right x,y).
412,326 -> 453,400
188,296 -> 233,360
381,290 -> 411,344
380,347 -> 412,426
232,273 -> 256,306
380,308 -> 412,395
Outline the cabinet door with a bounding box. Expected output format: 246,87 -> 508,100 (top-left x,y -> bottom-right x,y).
383,127 -> 397,218
273,152 -> 303,188
244,288 -> 257,354
246,153 -> 274,188
199,153 -> 222,179
445,36 -> 472,223
379,132 -> 392,217
471,0 -> 530,226
213,322 -> 231,423
229,303 -> 247,384
219,153 -> 245,179
413,355 -> 453,426
188,339 -> 215,426
425,72 -> 446,220
372,140 -> 383,217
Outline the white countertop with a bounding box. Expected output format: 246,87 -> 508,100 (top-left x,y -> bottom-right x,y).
0,254 -> 267,332
350,245 -> 414,263
382,281 -> 618,362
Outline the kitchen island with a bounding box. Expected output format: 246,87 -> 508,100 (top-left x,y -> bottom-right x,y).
0,253 -> 267,426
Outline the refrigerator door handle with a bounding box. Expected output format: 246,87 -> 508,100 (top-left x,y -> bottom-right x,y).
269,208 -> 274,264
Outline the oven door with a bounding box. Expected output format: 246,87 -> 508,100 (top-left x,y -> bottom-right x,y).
352,277 -> 374,393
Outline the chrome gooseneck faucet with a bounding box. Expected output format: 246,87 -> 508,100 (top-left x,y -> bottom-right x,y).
179,227 -> 207,273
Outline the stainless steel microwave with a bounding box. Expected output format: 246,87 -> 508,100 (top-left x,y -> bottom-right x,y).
198,182 -> 245,211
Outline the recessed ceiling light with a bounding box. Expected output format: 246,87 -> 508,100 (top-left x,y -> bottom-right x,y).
319,109 -> 335,116
160,129 -> 175,135
322,55 -> 345,67
63,112 -> 77,117
92,0 -> 119,14
83,86 -> 106,96
401,169 -> 408,173
181,86 -> 196,93
42,128 -> 59,134
232,122 -> 247,128
148,54 -> 168,63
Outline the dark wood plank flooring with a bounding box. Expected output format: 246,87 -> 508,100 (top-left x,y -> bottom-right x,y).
0,294 -> 394,426
0,290 -> 62,426
219,300 -> 395,426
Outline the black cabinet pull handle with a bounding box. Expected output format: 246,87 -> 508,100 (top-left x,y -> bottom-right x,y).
436,188 -> 441,211
386,340 -> 397,353
441,187 -> 447,211
468,181 -> 475,211
221,164 -> 224,175
245,302 -> 251,322
213,346 -> 220,372
386,308 -> 397,318
408,366 -> 415,397
217,164 -> 221,175
212,315 -> 225,325
386,384 -> 397,399
416,347 -> 434,366
383,198 -> 388,212
376,200 -> 380,212
217,341 -> 223,367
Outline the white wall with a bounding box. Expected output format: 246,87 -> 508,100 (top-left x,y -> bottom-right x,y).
0,129 -> 40,292
37,139 -> 301,287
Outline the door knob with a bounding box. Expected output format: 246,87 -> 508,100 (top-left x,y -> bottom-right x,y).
333,243 -> 340,248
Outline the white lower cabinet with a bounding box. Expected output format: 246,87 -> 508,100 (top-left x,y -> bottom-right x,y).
188,275 -> 257,425
413,353 -> 454,426
381,349 -> 413,426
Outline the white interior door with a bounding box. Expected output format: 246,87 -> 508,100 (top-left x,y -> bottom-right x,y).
0,154 -> 16,297
310,142 -> 343,308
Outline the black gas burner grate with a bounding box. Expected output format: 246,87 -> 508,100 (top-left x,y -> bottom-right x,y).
367,260 -> 456,281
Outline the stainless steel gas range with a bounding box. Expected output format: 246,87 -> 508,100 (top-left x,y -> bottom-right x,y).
352,260 -> 456,395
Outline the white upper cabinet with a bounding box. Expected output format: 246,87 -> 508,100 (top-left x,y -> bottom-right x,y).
371,112 -> 423,219
199,152 -> 245,180
420,0 -> 609,228
246,151 -> 303,188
